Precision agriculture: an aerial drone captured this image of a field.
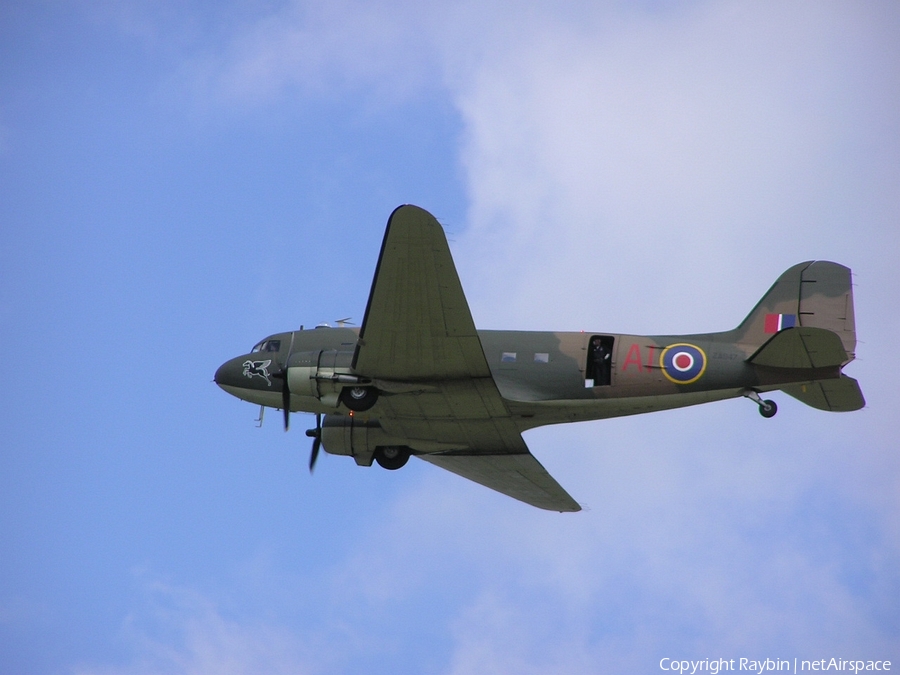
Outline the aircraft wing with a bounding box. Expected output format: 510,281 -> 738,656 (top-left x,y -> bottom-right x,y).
353,204 -> 490,379
353,205 -> 580,512
418,451 -> 581,512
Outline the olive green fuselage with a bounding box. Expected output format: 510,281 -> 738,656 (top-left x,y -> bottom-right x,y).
215,326 -> 835,434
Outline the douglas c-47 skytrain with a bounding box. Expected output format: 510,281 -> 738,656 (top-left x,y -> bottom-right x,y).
215,205 -> 864,512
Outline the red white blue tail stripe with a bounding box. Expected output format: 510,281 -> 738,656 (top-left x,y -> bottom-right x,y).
764,313 -> 796,334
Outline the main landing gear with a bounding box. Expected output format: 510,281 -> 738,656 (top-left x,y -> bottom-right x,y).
743,390 -> 778,418
374,446 -> 410,470
339,386 -> 379,412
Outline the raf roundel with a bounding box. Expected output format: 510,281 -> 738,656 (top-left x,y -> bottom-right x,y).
660,343 -> 707,385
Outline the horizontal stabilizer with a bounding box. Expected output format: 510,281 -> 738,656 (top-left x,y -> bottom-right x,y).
748,327 -> 848,369
418,452 -> 581,512
782,375 -> 865,412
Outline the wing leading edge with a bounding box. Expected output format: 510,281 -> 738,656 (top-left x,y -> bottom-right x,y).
353,204 -> 580,512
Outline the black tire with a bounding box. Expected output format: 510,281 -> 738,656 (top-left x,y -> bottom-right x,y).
759,399 -> 778,418
374,446 -> 409,470
340,386 -> 379,412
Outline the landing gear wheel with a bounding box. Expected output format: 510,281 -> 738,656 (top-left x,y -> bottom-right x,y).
374,446 -> 410,470
759,399 -> 777,418
340,386 -> 379,412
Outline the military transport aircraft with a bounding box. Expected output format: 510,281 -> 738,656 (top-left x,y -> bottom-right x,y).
215,205 -> 864,512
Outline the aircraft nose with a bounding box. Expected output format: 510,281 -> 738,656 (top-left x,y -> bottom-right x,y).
214,357 -> 244,390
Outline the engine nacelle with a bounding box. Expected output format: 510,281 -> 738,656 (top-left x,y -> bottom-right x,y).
320,415 -> 405,466
319,415 -> 468,468
286,350 -> 366,408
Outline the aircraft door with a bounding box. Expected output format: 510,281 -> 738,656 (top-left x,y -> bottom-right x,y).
585,335 -> 614,387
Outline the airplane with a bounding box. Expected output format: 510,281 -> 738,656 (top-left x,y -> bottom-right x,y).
214,205 -> 864,512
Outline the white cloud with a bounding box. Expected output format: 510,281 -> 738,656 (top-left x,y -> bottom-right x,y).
75,573 -> 330,675
73,577 -> 321,675
451,2 -> 900,333
182,0 -> 440,108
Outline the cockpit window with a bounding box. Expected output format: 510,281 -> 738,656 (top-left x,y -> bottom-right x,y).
251,339 -> 281,353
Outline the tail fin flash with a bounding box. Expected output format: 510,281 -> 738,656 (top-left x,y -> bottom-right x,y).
735,261 -> 857,361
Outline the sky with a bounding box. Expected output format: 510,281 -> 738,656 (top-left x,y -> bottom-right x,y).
1,1 -> 898,673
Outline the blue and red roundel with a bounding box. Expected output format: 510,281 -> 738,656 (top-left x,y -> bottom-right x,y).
659,343 -> 707,385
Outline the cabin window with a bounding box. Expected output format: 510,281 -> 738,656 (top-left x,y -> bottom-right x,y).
585,335 -> 614,387
501,352 -> 517,363
534,353 -> 549,363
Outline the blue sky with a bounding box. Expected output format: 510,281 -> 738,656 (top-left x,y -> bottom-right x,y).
1,2 -> 898,673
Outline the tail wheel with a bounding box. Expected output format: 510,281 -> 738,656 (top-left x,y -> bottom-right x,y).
340,386 -> 379,412
759,400 -> 778,418
374,446 -> 410,470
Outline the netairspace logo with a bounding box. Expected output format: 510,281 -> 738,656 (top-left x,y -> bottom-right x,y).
659,658 -> 892,674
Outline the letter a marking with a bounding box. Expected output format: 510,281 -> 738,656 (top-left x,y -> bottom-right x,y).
623,343 -> 643,372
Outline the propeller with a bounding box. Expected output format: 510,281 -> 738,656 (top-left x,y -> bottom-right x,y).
281,371 -> 290,431
305,414 -> 322,472
271,367 -> 291,431
276,332 -> 296,432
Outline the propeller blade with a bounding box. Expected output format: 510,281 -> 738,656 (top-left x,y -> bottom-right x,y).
281,370 -> 290,431
270,368 -> 291,431
306,413 -> 322,473
309,436 -> 321,472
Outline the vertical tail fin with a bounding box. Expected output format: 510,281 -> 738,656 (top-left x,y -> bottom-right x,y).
734,261 -> 857,361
